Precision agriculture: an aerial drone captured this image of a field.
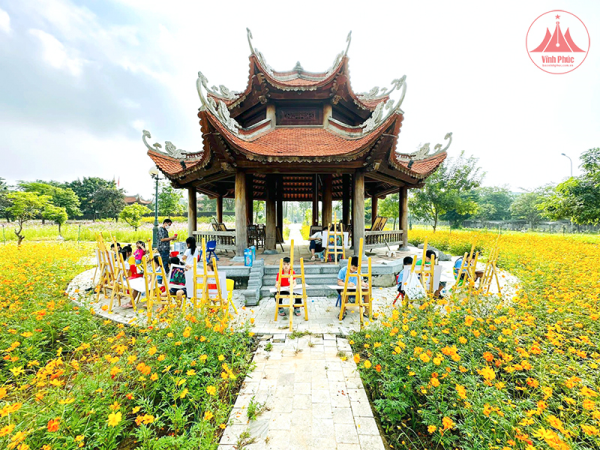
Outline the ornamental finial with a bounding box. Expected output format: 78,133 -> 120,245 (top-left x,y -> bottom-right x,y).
345,31 -> 352,56
246,28 -> 255,55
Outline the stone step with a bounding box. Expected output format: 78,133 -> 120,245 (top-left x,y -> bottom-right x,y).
259,285 -> 338,299
262,273 -> 339,285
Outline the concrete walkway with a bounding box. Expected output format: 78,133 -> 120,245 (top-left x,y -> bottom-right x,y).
218,333 -> 385,450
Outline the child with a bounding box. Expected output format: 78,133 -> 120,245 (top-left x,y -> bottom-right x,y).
168,256 -> 187,306
134,241 -> 146,265
337,256 -> 370,319
182,237 -> 200,268
275,257 -> 300,317
396,256 -> 414,293
417,250 -> 445,298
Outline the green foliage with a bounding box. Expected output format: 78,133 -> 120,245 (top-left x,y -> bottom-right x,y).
6,191 -> 51,244
509,189 -> 549,228
246,396 -> 268,421
94,187 -> 126,220
410,151 -> 484,231
20,181 -> 81,218
379,194 -> 399,227
540,148 -> 600,225
155,182 -> 185,217
474,186 -> 514,221
120,204 -> 152,231
66,177 -> 116,217
0,178 -> 9,221
43,204 -> 68,235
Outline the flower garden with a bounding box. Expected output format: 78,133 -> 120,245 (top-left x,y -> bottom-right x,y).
0,243 -> 255,449
350,229 -> 600,450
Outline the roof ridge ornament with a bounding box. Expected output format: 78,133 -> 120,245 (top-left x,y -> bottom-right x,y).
406,132 -> 453,160
196,70 -> 238,101
358,76 -> 406,101
344,31 -> 352,56
196,72 -> 242,135
294,61 -> 304,73
359,76 -> 407,133
142,130 -> 189,159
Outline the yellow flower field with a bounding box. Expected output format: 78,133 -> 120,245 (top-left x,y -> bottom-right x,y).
0,243 -> 254,449
351,229 -> 600,450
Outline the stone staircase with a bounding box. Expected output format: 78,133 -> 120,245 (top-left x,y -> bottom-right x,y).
260,264 -> 341,299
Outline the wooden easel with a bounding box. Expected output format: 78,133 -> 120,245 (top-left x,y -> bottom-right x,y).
95,233 -> 116,302
274,239 -> 308,331
402,240 -> 437,308
325,212 -> 345,263
454,244 -> 480,293
478,238 -> 502,295
338,238 -> 372,329
108,237 -> 136,313
143,241 -> 174,322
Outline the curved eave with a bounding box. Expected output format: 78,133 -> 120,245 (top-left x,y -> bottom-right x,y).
147,149 -> 211,179
201,109 -> 401,163
390,151 -> 448,180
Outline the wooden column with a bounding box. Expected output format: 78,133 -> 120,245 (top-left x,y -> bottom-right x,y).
322,174 -> 333,228
265,175 -> 276,251
246,174 -> 253,225
312,175 -> 319,226
216,195 -> 223,223
399,186 -> 409,249
276,175 -> 283,240
187,187 -> 197,238
352,171 -> 365,254
235,170 -> 248,256
371,196 -> 378,227
342,174 -> 350,225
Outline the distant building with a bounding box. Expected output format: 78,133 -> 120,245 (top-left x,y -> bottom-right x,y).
124,195 -> 151,206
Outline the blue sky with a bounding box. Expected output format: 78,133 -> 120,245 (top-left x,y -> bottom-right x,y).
0,0 -> 598,198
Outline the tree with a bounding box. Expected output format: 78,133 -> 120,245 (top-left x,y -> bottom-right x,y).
473,186 -> 514,221
154,181 -> 185,217
509,190 -> 547,229
120,204 -> 151,231
93,188 -> 126,220
66,177 -> 115,218
19,182 -> 81,218
0,178 -> 10,222
379,193 -> 400,229
409,151 -> 484,231
43,204 -> 68,236
540,148 -> 600,225
6,192 -> 51,245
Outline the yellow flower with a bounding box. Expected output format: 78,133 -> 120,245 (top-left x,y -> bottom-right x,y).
419,353 -> 431,363
203,411 -> 214,421
107,411 -> 122,427
206,385 -> 217,396
150,373 -> 158,381
456,384 -> 467,399
363,360 -> 372,369
148,346 -> 157,356
187,369 -> 196,376
218,355 -> 225,361
0,424 -> 15,437
442,416 -> 455,430
430,377 -> 440,387
109,402 -> 121,411
477,366 -> 496,381
428,425 -> 437,434
179,388 -> 189,399
353,354 -> 360,364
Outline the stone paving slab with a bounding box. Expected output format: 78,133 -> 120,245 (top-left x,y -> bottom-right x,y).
218,335 -> 385,450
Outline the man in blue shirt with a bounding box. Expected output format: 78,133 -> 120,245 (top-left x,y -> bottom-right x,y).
337,256 -> 370,319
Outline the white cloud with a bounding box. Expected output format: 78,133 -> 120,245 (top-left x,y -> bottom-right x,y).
0,8 -> 11,34
29,29 -> 85,76
131,119 -> 145,131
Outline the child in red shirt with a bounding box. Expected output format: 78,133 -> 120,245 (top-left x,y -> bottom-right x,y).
275,257 -> 301,317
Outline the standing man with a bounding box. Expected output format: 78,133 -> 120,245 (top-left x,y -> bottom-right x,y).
157,219 -> 177,272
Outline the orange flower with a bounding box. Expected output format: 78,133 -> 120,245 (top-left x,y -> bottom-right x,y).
47,418 -> 60,432
442,416 -> 455,430
353,354 -> 360,364
482,352 -> 494,362
375,364 -> 382,372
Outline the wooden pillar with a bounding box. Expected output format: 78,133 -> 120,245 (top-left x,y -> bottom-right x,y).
188,187 -> 197,238
312,175 -> 319,226
399,186 -> 409,249
276,175 -> 283,239
342,174 -> 350,225
246,174 -> 253,225
216,195 -> 223,223
265,175 -> 276,251
235,170 -> 248,256
352,171 -> 365,254
322,174 -> 333,228
371,196 -> 378,226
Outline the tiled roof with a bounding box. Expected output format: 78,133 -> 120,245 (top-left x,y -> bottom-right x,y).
392,151 -> 447,178
148,150 -> 209,177
204,110 -> 398,160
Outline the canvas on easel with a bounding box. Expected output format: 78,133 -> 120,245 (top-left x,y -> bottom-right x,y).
108,241 -> 136,313
338,238 -> 372,329
274,239 -> 308,331
95,233 -> 116,302
454,244 -> 480,294
143,241 -> 174,322
403,240 -> 439,308
478,237 -> 502,295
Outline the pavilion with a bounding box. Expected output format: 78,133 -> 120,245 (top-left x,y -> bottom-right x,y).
145,30 -> 451,257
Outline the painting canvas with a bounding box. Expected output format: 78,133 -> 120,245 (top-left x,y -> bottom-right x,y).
169,264 -> 187,289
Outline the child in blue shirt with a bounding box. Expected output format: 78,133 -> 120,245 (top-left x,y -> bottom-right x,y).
337,256 -> 370,319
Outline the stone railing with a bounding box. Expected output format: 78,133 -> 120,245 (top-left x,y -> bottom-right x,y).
193,230 -> 236,252
364,230 -> 403,250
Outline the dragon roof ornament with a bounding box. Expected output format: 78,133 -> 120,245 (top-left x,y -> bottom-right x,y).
196,72 -> 242,135
402,132 -> 453,161
359,75 -> 407,133
143,130 -> 195,160
196,69 -> 238,101
358,76 -> 406,101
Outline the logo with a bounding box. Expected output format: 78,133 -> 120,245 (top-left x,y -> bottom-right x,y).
526,10 -> 590,74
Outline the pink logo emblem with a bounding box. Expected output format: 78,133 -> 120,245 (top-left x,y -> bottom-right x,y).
526,10 -> 590,74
